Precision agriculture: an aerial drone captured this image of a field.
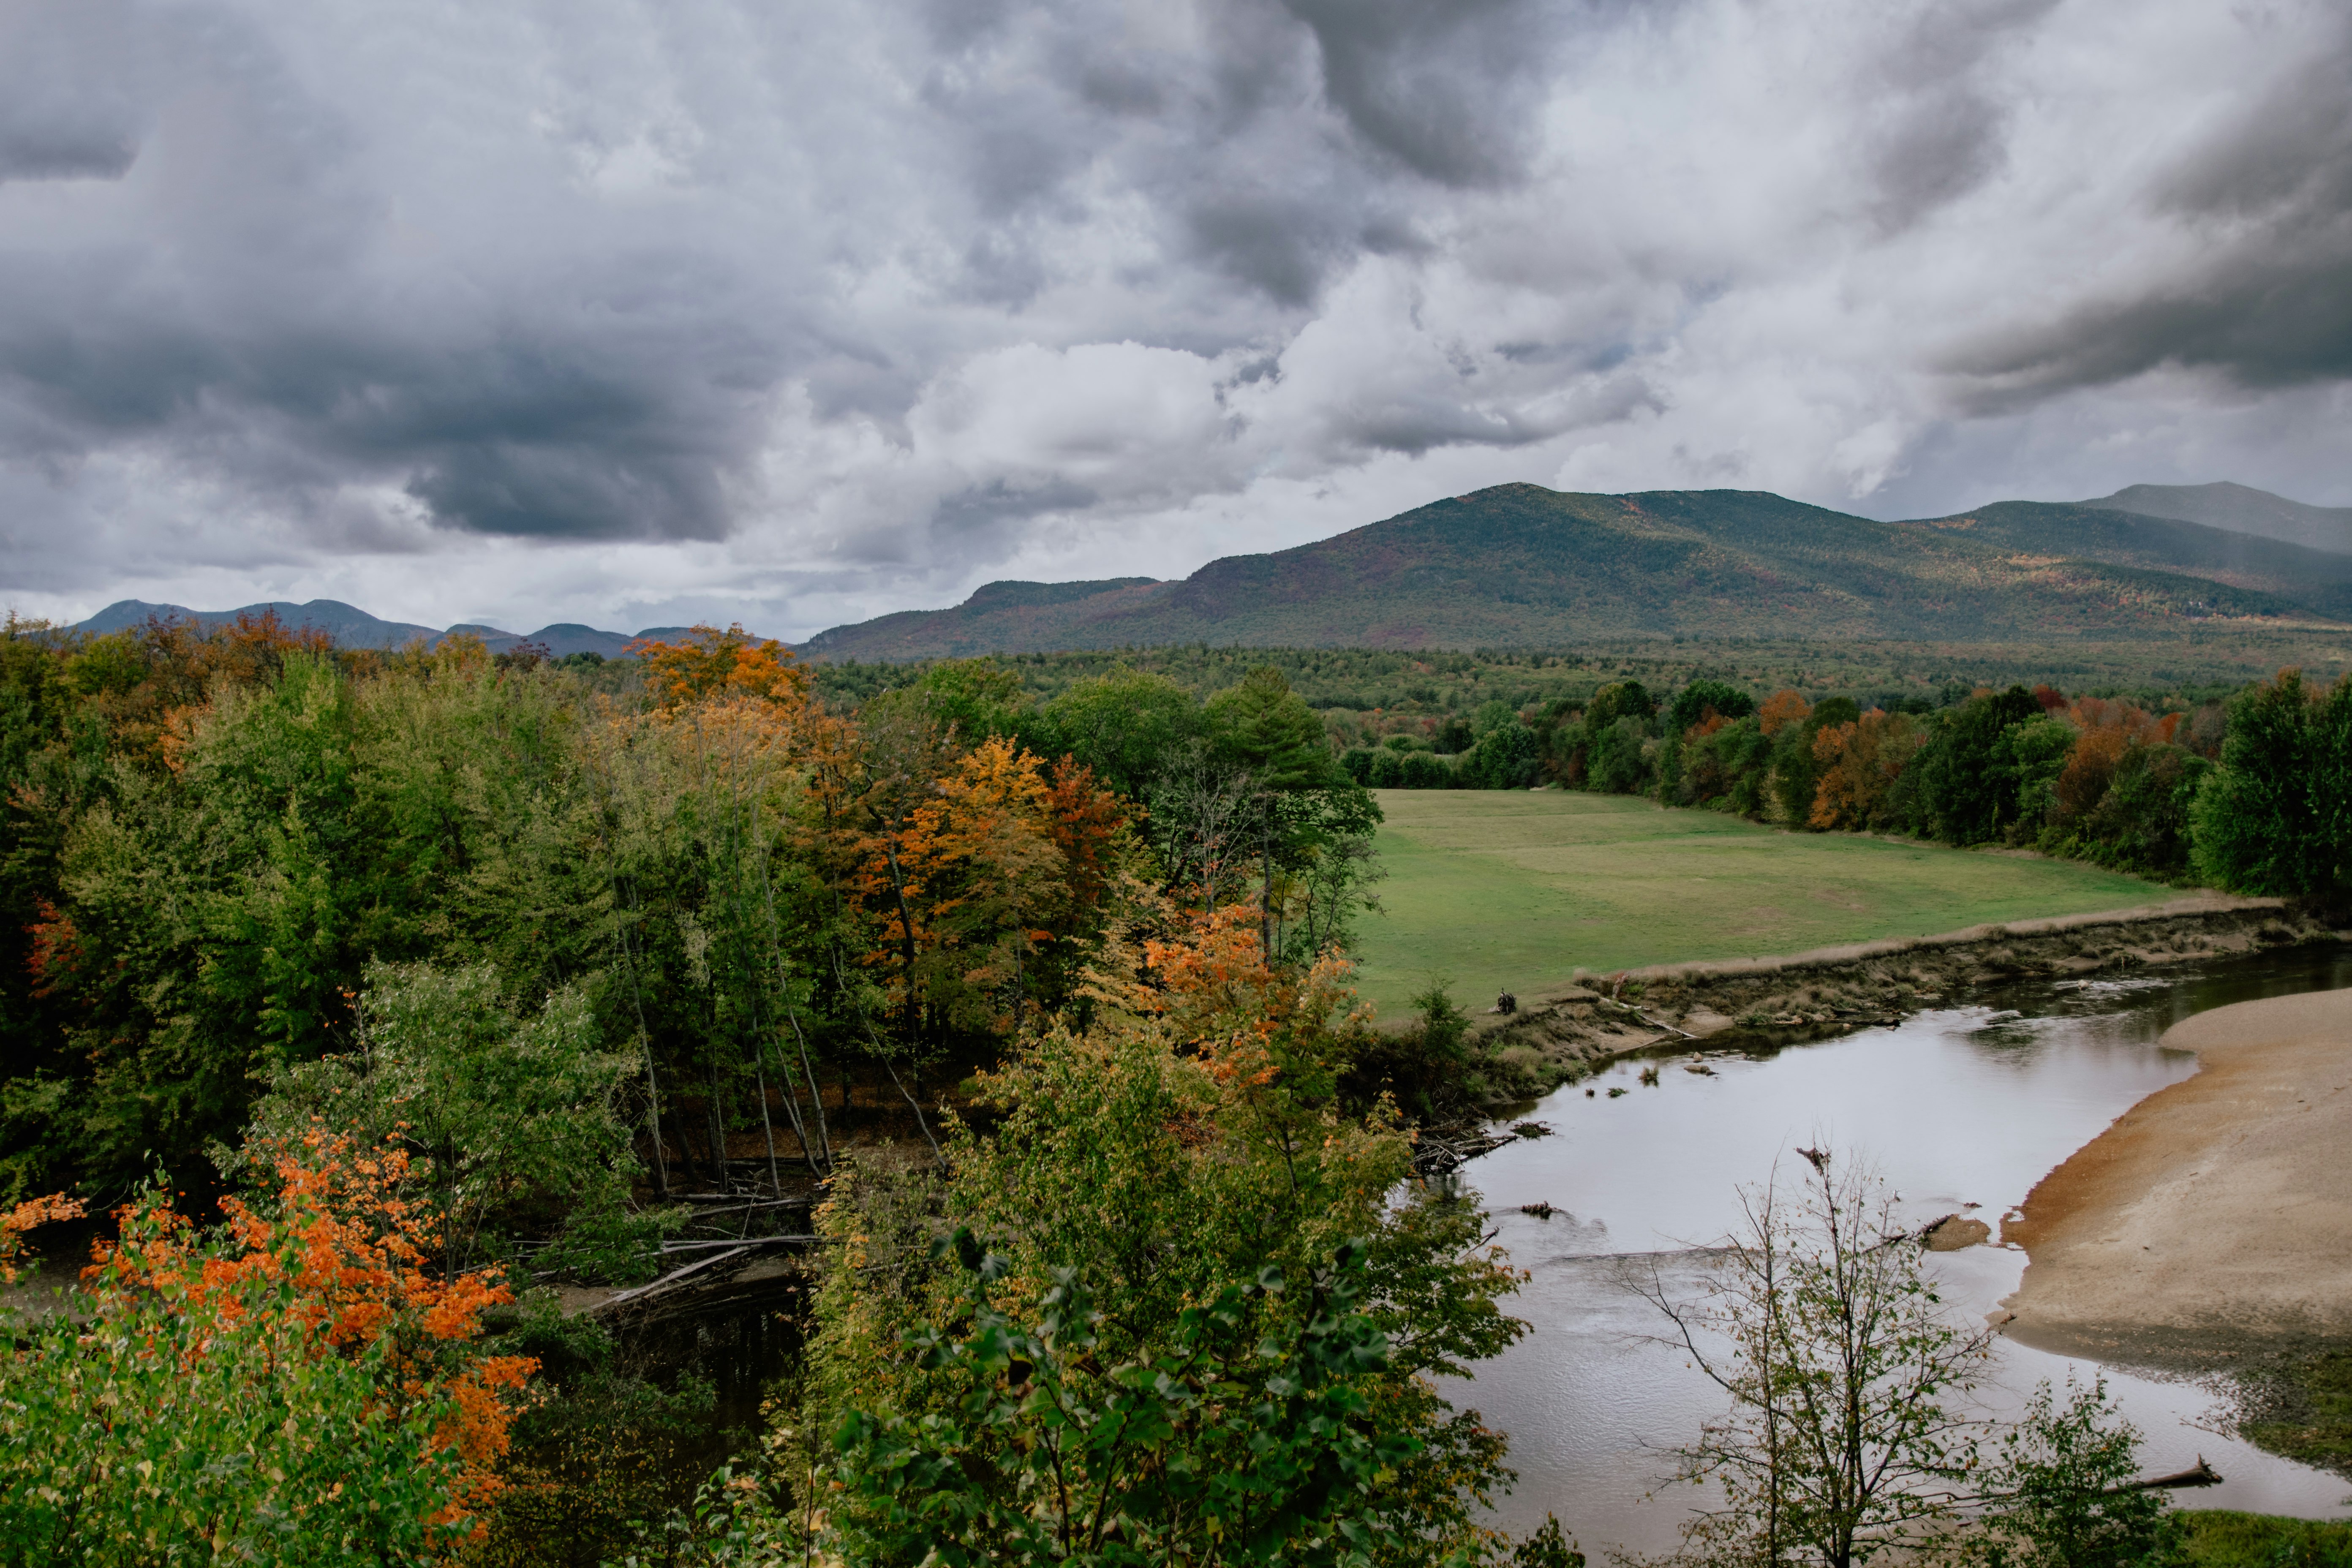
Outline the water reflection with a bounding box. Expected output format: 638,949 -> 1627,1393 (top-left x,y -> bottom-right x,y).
1455,947 -> 2352,1554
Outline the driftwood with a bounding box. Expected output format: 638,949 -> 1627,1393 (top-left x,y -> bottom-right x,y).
591,1246 -> 754,1314
658,1235 -> 820,1254
2112,1457 -> 2222,1493
1412,1129 -> 1523,1176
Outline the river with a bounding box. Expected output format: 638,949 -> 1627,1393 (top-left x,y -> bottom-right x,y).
1454,946 -> 2352,1556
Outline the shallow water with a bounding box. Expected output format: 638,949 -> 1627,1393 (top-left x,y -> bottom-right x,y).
1453,948 -> 2352,1555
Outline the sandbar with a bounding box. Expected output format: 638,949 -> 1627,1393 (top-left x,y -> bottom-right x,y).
2001,988 -> 2352,1363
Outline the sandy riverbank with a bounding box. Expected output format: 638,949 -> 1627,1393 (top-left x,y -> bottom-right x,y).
2000,988 -> 2352,1364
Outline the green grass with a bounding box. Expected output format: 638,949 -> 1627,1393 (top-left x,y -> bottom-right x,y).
1346,790 -> 2174,1021
2183,1511 -> 2352,1566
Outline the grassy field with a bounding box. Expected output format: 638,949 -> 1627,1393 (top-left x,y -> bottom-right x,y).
1346,790 -> 2175,1021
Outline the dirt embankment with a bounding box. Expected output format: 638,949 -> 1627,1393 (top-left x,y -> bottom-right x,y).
1998,988 -> 2352,1364
1478,895 -> 2330,1083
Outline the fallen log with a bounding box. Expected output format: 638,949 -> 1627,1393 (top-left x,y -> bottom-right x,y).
591,1246 -> 752,1314
659,1236 -> 820,1253
2111,1457 -> 2222,1493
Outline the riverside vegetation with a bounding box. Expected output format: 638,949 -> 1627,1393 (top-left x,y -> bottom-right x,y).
1,610 -> 2348,1563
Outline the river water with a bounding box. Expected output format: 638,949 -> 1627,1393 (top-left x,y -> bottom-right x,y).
1453,947 -> 2352,1556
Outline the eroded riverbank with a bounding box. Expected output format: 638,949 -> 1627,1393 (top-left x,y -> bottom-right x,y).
1480,894 -> 2329,1081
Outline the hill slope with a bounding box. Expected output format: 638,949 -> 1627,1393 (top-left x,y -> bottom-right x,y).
1903,501 -> 2352,621
2082,482 -> 2352,555
800,485 -> 2338,659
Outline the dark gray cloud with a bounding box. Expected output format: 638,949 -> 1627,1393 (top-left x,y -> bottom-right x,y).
1945,12 -> 2352,406
1282,0 -> 1554,187
0,0 -> 2347,638
1856,0 -> 2055,233
0,1 -> 149,182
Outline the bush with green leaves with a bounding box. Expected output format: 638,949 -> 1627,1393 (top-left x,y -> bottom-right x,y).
1966,1377 -> 2185,1568
831,1234 -> 1425,1567
232,960 -> 658,1278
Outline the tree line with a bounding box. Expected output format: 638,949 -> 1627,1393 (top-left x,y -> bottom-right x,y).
1341,670 -> 2348,898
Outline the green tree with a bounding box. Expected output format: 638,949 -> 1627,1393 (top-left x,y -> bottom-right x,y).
1633,1149 -> 1992,1568
1038,668 -> 1203,797
1584,681 -> 1656,732
2072,742 -> 2209,880
1912,686 -> 2042,844
1994,715 -> 2078,841
1589,716 -> 1653,795
1207,667 -> 1339,792
824,1236 -> 1429,1568
804,946 -> 1526,1564
1464,721 -> 1544,790
2191,669 -> 2352,898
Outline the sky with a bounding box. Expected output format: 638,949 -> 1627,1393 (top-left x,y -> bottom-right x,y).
3,0 -> 2348,640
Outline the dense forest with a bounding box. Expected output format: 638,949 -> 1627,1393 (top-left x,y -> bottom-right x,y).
0,610 -> 2341,1562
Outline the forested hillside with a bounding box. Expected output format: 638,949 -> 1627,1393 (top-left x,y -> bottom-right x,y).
801,483 -> 2350,658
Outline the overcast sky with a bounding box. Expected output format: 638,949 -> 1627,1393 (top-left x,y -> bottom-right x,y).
3,0 -> 2348,638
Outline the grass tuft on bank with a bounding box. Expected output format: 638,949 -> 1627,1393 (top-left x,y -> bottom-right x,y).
1350,789 -> 2174,1019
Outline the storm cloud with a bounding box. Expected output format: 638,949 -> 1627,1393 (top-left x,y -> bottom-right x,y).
1,0 -> 2346,637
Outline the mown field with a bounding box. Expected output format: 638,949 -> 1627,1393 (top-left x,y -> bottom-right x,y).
1348,790 -> 2174,1019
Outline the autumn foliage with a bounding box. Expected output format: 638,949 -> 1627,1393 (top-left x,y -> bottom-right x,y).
0,1132 -> 537,1561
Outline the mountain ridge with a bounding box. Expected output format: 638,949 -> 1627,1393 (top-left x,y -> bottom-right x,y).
61,481 -> 2352,662
69,599 -> 707,658
800,482 -> 2352,659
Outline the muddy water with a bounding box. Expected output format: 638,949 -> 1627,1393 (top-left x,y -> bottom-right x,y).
1455,947 -> 2352,1556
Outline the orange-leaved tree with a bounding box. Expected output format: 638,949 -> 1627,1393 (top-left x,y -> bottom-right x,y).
0,1130 -> 537,1563
1810,710 -> 1927,831
628,623 -> 812,714
845,735 -> 1130,1041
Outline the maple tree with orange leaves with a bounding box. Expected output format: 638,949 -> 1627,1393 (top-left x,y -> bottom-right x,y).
0,1130 -> 538,1562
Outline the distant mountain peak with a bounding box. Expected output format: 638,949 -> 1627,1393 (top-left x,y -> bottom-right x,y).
2082,481 -> 2352,556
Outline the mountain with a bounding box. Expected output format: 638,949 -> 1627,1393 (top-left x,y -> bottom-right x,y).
2081,482 -> 2352,555
799,484 -> 2343,659
76,599 -> 450,649
68,599 -> 711,658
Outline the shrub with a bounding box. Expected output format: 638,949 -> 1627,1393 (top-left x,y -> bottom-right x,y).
0,1137 -> 536,1561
